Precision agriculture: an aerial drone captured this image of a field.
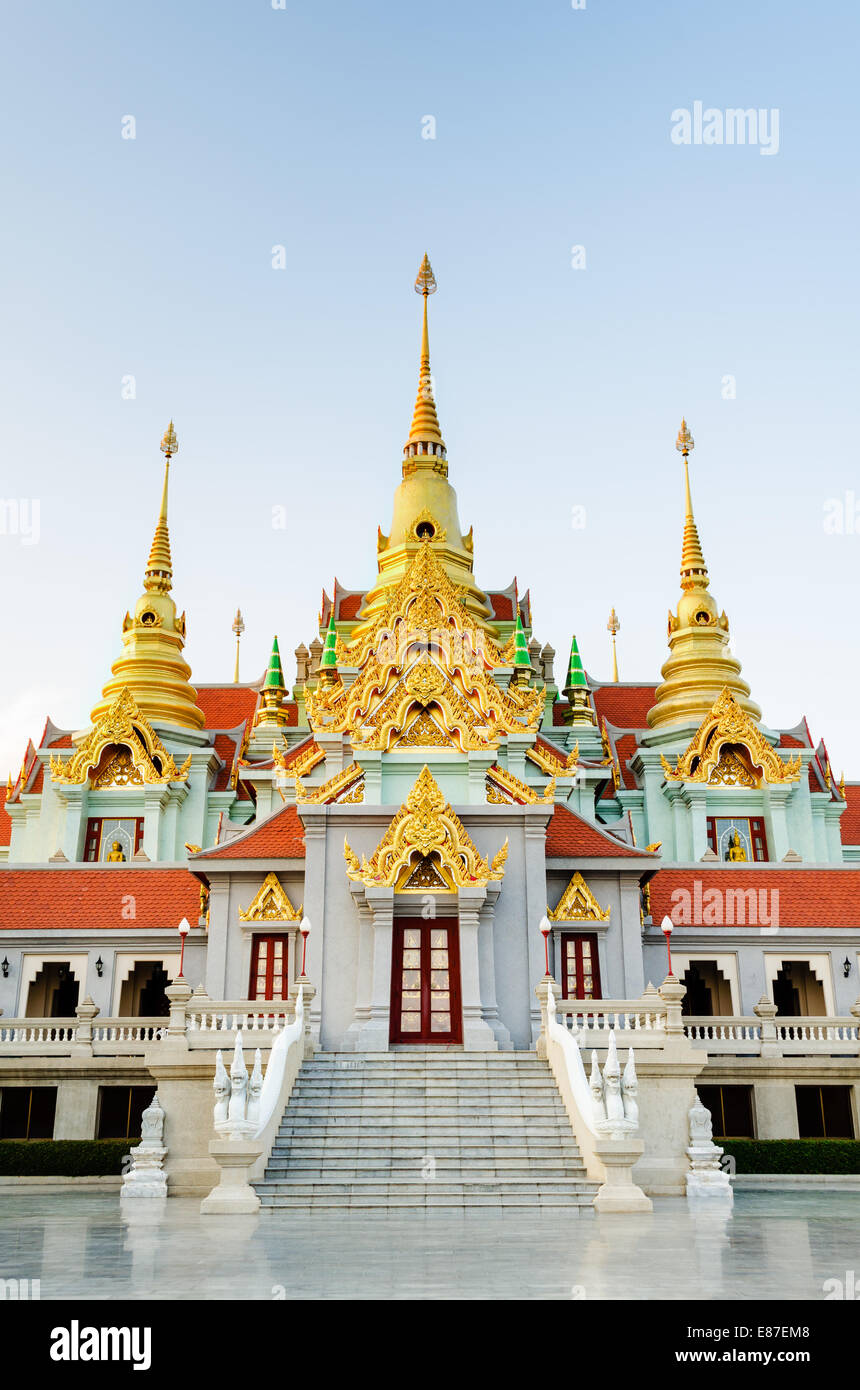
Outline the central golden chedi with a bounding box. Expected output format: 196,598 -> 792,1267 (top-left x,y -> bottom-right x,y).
351,256 -> 497,638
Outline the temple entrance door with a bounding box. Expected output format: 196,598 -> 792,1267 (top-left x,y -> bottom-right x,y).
390,918 -> 462,1044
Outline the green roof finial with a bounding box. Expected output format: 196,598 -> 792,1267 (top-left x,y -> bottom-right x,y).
565,635 -> 588,690
320,612 -> 338,670
264,636 -> 285,691
513,612 -> 531,669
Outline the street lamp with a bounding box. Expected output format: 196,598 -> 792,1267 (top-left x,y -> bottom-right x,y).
177,917 -> 190,979
539,916 -> 552,978
660,915 -> 674,978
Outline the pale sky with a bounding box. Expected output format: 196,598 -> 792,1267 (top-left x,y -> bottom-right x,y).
1,0 -> 858,777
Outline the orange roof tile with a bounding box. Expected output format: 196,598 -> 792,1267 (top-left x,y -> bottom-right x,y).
650,867 -> 860,929
338,593 -> 364,620
592,683 -> 657,730
195,686 -> 260,730
194,802 -> 306,861
0,867 -> 200,931
840,785 -> 860,845
0,798 -> 11,847
546,805 -> 655,859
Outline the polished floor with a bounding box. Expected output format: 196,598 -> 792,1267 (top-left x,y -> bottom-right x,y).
0,1190 -> 857,1300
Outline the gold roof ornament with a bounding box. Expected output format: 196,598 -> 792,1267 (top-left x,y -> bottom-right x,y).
547,871 -> 611,922
660,687 -> 801,786
607,608 -> 620,683
238,872 -> 302,922
647,420 -> 761,731
90,422 -> 205,732
409,254 -> 444,450
296,761 -> 365,805
344,765 -> 508,891
306,542 -> 544,752
50,687 -> 193,786
232,609 -> 245,684
485,764 -> 555,805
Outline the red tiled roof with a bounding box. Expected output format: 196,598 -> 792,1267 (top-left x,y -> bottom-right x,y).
212,732 -> 241,792
338,593 -> 364,620
545,805 -> 655,859
196,686 -> 260,730
840,785 -> 860,845
613,733 -> 638,790
591,684 -> 657,730
194,803 -> 306,860
489,593 -> 514,621
552,702 -> 570,726
778,733 -> 807,750
651,867 -> 860,929
0,799 -> 11,847
0,867 -> 200,931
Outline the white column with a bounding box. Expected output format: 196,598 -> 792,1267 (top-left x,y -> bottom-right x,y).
352,886 -> 394,1051
457,887 -> 498,1050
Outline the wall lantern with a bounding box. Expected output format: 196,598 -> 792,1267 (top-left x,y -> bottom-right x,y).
660,915 -> 675,978
1,958 -> 8,979
538,916 -> 552,978
844,957 -> 852,979
95,957 -> 104,978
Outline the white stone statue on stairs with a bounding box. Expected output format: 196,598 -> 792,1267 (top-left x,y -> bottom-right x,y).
590,1032 -> 640,1140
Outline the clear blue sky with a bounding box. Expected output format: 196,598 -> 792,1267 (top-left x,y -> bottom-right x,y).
1,0 -> 858,776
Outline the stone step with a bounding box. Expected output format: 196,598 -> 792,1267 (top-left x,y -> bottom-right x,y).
259,1177 -> 595,1193
266,1163 -> 587,1178
257,1194 -> 596,1210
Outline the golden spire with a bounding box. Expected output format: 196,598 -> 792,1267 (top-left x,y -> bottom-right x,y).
144,421 -> 178,594
5,773 -> 12,800
90,422 -> 205,732
676,419 -> 709,590
647,420 -> 760,731
406,254 -> 445,453
607,608 -> 620,682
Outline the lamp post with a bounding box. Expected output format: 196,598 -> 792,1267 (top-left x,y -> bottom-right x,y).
539,916 -> 552,978
177,917 -> 190,979
299,917 -> 310,979
660,915 -> 674,978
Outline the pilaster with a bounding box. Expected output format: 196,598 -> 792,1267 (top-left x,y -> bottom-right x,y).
457,885 -> 498,1050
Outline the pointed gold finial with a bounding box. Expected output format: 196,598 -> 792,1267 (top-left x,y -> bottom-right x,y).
406,254 -> 445,453
840,771 -> 846,800
5,773 -> 12,800
145,421 -> 178,594
607,608 -> 620,683
675,418 -> 708,591
232,608 -> 245,683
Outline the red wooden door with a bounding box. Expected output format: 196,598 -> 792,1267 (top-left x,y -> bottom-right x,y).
390,919 -> 462,1044
560,933 -> 601,1000
249,934 -> 290,1001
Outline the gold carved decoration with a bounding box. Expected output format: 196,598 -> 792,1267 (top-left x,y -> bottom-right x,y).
485,764 -> 554,805
272,738 -> 325,779
91,748 -> 145,789
297,762 -> 365,805
660,687 -> 801,786
309,544 -> 544,752
344,764 -> 508,891
547,870 -> 611,922
50,688 -> 192,786
406,509 -> 447,544
238,872 -> 302,922
396,709 -> 452,747
526,741 -> 579,777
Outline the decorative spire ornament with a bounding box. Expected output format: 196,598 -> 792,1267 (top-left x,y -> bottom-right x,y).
511,612 -> 532,686
607,608 -> 620,683
232,609 -> 245,684
562,635 -> 596,726
317,612 -> 340,688
254,636 -> 289,728
406,254 -> 445,456
647,421 -> 760,731
90,421 -> 205,731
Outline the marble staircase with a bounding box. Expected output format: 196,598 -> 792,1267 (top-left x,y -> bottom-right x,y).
255,1050 -> 599,1211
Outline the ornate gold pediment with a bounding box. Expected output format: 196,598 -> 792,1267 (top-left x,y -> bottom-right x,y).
238,872 -> 302,922
547,870 -> 610,922
272,737 -> 325,780
660,688 -> 801,786
344,764 -> 508,891
306,544 -> 544,752
50,688 -> 192,787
